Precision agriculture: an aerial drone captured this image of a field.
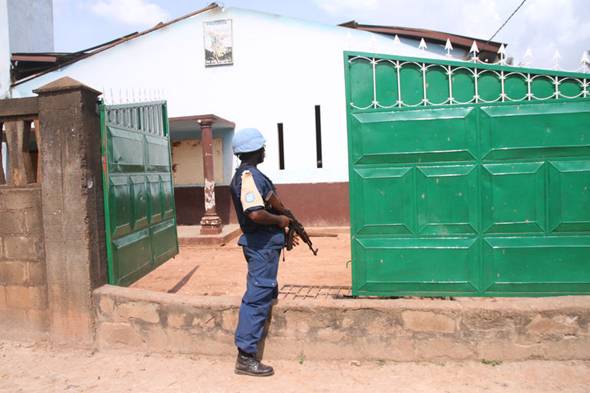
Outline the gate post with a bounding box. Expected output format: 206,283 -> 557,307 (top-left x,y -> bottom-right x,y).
34,77 -> 107,345
198,118 -> 223,234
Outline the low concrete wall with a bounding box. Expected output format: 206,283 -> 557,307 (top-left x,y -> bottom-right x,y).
94,285 -> 590,361
0,186 -> 48,337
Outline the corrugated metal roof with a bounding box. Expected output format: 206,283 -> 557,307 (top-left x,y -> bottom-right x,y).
11,3 -> 220,86
340,21 -> 505,61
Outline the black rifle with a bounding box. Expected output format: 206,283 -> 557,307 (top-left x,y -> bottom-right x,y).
265,193 -> 318,256
284,211 -> 318,256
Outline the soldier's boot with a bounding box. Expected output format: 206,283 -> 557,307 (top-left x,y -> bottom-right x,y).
235,349 -> 274,377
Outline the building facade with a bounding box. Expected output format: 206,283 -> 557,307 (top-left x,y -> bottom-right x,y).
9,5 -> 483,225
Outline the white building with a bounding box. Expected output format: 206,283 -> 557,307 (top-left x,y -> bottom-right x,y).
4,3 -> 501,225
0,0 -> 53,98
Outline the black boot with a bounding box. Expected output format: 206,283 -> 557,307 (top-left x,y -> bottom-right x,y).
235,349 -> 274,377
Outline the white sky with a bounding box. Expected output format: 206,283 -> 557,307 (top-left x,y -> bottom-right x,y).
53,0 -> 590,71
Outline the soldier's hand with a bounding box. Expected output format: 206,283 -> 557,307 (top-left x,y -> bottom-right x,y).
277,215 -> 291,228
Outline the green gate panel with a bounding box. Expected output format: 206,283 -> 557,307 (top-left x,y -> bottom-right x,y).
548,160 -> 590,232
345,52 -> 590,297
100,101 -> 179,286
355,237 -> 480,295
480,102 -> 590,160
483,237 -> 590,295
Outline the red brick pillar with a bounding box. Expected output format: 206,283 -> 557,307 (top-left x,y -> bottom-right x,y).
198,119 -> 222,234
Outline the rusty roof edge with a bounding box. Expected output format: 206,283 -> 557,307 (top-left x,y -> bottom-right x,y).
340,22 -> 505,52
11,3 -> 220,88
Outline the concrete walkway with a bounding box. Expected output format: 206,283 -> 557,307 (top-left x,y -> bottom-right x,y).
132,230 -> 351,296
1,339 -> 590,393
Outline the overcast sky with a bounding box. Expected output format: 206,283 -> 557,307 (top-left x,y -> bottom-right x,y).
53,0 -> 590,71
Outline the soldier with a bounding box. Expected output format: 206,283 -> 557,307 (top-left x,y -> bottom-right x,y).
229,128 -> 291,377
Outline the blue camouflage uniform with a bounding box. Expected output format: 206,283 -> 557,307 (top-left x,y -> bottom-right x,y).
230,164 -> 285,354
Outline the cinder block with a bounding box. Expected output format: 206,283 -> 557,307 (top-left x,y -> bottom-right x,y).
142,325 -> 169,352
277,310 -> 312,337
191,311 -> 217,331
0,308 -> 27,329
477,340 -> 544,361
414,338 -> 475,360
97,295 -> 115,319
221,309 -> 238,332
402,311 -> 456,334
541,337 -> 590,360
5,285 -> 47,309
167,312 -> 188,329
0,261 -> 28,285
0,211 -> 25,235
24,209 -> 43,234
4,236 -> 42,261
0,189 -> 40,210
26,309 -> 49,331
0,285 -> 6,309
96,322 -> 145,349
526,315 -> 580,337
26,262 -> 46,285
166,328 -> 206,354
116,301 -> 160,324
316,327 -> 347,343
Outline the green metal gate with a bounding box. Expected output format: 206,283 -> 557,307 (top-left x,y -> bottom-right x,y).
345,52 -> 590,297
100,101 -> 179,286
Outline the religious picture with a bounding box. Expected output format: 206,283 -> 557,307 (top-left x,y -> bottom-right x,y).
203,19 -> 233,66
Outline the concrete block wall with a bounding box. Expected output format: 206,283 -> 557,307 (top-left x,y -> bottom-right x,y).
94,285 -> 590,362
0,77 -> 105,345
0,186 -> 48,336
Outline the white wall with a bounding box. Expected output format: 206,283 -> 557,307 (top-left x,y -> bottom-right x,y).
6,0 -> 53,53
12,7 -> 461,185
1,141 -> 6,178
0,0 -> 10,98
1,0 -> 54,98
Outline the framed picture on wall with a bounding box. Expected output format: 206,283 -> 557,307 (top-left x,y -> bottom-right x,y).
203,19 -> 233,66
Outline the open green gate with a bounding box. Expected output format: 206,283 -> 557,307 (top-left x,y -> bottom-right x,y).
345,52 -> 590,297
100,101 -> 179,286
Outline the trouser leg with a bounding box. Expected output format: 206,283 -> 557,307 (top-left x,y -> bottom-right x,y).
235,247 -> 280,354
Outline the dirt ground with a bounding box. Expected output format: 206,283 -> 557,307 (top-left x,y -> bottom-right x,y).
133,229 -> 351,296
2,339 -> 590,393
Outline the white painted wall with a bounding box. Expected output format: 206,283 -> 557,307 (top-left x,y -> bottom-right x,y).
1,141 -> 6,178
1,0 -> 54,98
0,0 -> 11,98
172,138 -> 224,185
12,7 -> 465,185
7,0 -> 53,53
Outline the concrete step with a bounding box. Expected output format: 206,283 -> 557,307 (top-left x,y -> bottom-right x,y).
177,224 -> 241,246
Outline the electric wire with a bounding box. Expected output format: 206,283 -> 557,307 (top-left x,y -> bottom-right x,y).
488,0 -> 527,42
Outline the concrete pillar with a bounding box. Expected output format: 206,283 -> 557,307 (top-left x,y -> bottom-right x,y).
198,118 -> 222,234
34,77 -> 107,346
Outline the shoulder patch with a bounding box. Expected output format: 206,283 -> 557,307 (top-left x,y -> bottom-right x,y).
240,170 -> 264,211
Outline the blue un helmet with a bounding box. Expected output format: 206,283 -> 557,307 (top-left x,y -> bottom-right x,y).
232,128 -> 266,155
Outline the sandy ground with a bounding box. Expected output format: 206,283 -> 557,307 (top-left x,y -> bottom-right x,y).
2,339 -> 590,393
133,230 -> 351,296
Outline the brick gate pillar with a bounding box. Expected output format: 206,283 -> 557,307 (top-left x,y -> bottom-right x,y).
198,118 -> 222,234
34,77 -> 107,346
